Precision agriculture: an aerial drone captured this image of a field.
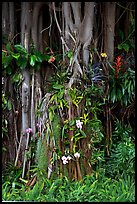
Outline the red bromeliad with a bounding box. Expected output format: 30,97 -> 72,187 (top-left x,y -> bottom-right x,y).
113,56 -> 122,78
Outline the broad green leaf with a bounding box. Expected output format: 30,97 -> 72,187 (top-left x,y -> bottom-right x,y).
123,95 -> 128,106
110,88 -> 116,103
59,100 -> 63,110
16,56 -> 28,69
50,94 -> 55,103
124,79 -> 129,87
19,178 -> 28,184
2,55 -> 13,68
2,51 -> 6,60
69,120 -> 75,126
67,50 -> 73,58
90,180 -> 98,188
63,124 -> 68,130
14,44 -> 27,53
72,100 -> 78,107
53,84 -> 64,89
117,44 -> 122,50
122,43 -> 130,52
7,100 -> 12,111
58,90 -> 64,99
30,55 -> 37,66
69,57 -> 73,64
121,85 -> 125,95
127,80 -> 132,94
2,94 -> 7,105
79,129 -> 86,137
62,125 -> 68,139
35,52 -> 43,62
2,127 -> 8,133
86,99 -> 91,106
74,132 -> 80,137
12,73 -> 22,83
117,88 -> 122,100
11,52 -> 20,59
49,111 -> 53,122
130,84 -> 134,93
70,127 -> 74,131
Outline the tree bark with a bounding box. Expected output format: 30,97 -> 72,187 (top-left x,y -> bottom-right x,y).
62,2 -> 95,78
9,2 -> 14,40
79,2 -> 94,67
2,2 -> 9,37
20,2 -> 31,177
103,2 -> 115,156
31,2 -> 43,138
103,2 -> 116,62
2,2 -> 16,168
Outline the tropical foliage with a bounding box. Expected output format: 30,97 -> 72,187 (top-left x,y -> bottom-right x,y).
2,2 -> 135,202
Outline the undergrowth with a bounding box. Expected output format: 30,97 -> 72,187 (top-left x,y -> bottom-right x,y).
2,121 -> 135,202
2,172 -> 135,202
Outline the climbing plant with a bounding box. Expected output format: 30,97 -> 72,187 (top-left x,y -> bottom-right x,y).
2,2 -> 135,186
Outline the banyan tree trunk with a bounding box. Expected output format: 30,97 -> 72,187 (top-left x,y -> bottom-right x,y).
54,2 -> 95,180
103,2 -> 116,156
2,2 -> 16,170
20,2 -> 31,178
103,2 -> 116,62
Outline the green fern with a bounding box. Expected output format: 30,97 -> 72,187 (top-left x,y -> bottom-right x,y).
35,137 -> 48,181
35,137 -> 42,164
51,113 -> 61,146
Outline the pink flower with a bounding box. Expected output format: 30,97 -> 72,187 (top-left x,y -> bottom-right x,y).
36,123 -> 41,129
74,152 -> 80,159
76,120 -> 83,130
61,155 -> 72,164
26,128 -> 33,133
61,156 -> 67,161
61,156 -> 69,165
63,160 -> 68,164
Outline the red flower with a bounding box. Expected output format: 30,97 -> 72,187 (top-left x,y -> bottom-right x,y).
113,56 -> 122,78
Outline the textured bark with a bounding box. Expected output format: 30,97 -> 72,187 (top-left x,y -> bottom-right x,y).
30,70 -> 35,138
103,2 -> 116,62
38,13 -> 43,52
32,2 -> 43,48
62,2 -> 95,80
61,2 -> 95,179
9,2 -> 14,39
2,2 -> 16,170
2,2 -> 9,36
76,158 -> 82,180
20,2 -> 31,177
79,2 -> 94,67
103,2 -> 116,156
31,2 -> 43,138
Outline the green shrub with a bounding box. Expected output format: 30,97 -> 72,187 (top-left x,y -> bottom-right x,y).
2,173 -> 135,202
104,121 -> 135,179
